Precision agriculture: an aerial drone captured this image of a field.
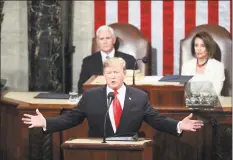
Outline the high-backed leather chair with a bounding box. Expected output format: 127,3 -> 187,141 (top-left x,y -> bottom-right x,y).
180,24 -> 232,96
91,23 -> 151,75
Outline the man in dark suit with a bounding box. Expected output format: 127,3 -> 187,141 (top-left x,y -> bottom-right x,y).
77,25 -> 137,95
22,57 -> 203,138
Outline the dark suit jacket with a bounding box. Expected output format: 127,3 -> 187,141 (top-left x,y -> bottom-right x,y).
46,85 -> 180,137
77,51 -> 137,94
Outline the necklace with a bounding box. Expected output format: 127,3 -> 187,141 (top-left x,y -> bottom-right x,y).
197,59 -> 208,67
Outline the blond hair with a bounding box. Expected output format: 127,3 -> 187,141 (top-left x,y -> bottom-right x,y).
103,57 -> 126,73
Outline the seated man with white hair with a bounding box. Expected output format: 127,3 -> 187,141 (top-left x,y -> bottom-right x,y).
77,25 -> 137,95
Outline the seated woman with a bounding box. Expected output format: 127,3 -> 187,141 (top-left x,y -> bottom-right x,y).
181,31 -> 225,95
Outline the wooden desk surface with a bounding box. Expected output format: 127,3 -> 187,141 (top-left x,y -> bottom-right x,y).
83,75 -> 184,90
88,75 -> 181,85
1,91 -> 232,112
1,91 -> 75,109
3,92 -> 70,104
61,138 -> 153,150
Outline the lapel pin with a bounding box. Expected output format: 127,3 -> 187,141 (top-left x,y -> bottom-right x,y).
129,97 -> 131,100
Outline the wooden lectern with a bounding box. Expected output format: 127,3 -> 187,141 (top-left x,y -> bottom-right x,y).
61,138 -> 154,160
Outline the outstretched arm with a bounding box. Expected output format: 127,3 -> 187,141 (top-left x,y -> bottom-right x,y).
22,94 -> 87,133
143,94 -> 203,136
179,113 -> 204,132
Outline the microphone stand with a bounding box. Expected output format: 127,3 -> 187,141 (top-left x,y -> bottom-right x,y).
102,95 -> 114,143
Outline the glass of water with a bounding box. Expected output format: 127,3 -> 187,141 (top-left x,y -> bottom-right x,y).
68,92 -> 79,104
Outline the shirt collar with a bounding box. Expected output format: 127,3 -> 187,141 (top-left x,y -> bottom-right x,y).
101,48 -> 115,59
106,83 -> 126,96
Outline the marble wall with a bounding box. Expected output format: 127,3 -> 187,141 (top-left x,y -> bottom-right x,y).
72,1 -> 94,92
1,1 -> 28,91
27,1 -> 64,92
1,1 -> 94,92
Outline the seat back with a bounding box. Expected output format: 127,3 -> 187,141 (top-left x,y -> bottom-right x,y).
92,23 -> 151,75
180,24 -> 232,96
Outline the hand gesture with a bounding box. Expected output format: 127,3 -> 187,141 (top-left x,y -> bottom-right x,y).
180,113 -> 204,132
22,109 -> 46,128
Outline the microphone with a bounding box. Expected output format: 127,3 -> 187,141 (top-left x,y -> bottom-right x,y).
102,92 -> 115,143
132,57 -> 148,85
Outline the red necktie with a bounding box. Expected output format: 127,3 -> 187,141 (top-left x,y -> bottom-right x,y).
113,90 -> 122,129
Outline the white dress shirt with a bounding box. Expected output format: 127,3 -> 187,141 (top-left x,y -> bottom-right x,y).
106,84 -> 126,133
101,48 -> 115,64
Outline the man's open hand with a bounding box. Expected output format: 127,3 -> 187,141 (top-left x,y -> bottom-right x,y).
22,109 -> 46,128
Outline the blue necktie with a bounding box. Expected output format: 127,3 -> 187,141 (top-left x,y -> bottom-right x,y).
106,56 -> 110,59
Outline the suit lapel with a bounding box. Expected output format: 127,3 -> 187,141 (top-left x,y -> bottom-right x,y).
114,50 -> 121,57
192,59 -> 197,74
96,52 -> 104,73
204,58 -> 212,74
100,85 -> 108,109
115,86 -> 133,134
100,85 -> 115,135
